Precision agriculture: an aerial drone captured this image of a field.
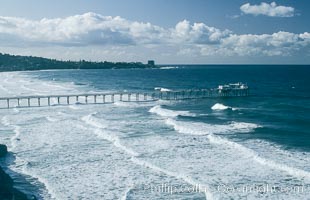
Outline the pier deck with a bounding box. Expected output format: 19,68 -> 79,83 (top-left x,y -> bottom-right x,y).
0,88 -> 249,109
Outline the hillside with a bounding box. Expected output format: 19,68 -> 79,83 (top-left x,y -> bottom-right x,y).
0,53 -> 154,72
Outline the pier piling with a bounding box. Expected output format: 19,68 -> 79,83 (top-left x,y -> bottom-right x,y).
0,86 -> 249,109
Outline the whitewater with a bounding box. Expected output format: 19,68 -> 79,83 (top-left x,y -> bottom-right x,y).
0,67 -> 310,200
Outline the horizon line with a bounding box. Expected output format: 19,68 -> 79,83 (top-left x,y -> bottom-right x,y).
1,52 -> 309,66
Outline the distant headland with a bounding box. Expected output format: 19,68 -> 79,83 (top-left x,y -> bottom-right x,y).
0,53 -> 156,72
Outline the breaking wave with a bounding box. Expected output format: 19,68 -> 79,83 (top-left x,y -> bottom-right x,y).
81,113 -> 107,129
207,134 -> 310,180
160,112 -> 310,180
81,113 -> 139,157
211,103 -> 237,111
149,105 -> 196,118
1,116 -> 21,149
81,112 -> 213,199
154,87 -> 172,92
165,118 -> 259,135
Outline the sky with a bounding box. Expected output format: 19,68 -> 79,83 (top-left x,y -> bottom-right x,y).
0,0 -> 310,64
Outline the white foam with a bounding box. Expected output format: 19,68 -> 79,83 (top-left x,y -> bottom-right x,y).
229,121 -> 261,131
114,101 -> 134,107
68,105 -> 81,110
164,117 -> 310,180
42,82 -> 72,90
154,87 -> 172,92
94,129 -> 139,157
131,157 -> 213,200
81,112 -> 214,198
13,108 -> 20,113
13,154 -> 58,200
81,113 -> 106,129
3,78 -> 10,84
0,71 -> 88,101
149,105 -> 196,118
159,66 -> 179,70
46,116 -> 59,122
207,134 -> 310,180
211,103 -> 231,110
10,125 -> 21,149
82,114 -> 139,157
21,84 -> 41,93
165,118 -> 259,135
1,116 -> 21,149
165,118 -> 206,135
1,116 -> 11,126
0,84 -> 10,93
114,101 -> 154,108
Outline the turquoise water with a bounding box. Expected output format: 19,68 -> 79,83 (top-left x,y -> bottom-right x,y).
0,65 -> 310,199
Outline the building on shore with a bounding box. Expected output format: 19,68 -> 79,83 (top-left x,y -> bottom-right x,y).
147,60 -> 155,66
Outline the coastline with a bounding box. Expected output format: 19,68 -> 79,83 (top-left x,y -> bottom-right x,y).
0,52 -> 156,72
0,144 -> 32,200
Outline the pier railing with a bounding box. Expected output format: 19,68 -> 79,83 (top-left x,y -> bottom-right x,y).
0,88 -> 249,109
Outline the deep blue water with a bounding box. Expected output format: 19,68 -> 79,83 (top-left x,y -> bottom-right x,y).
31,65 -> 310,150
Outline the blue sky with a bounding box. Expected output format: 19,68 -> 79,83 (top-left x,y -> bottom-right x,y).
0,0 -> 309,64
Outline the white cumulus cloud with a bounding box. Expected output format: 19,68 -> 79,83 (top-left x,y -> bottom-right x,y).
0,12 -> 310,63
240,2 -> 295,17
0,13 -> 231,46
172,20 -> 231,44
0,12 -> 168,46
217,31 -> 307,56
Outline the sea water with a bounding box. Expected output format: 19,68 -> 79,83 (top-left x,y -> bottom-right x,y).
0,65 -> 310,199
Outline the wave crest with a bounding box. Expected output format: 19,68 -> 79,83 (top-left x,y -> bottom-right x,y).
81,113 -> 106,129
149,105 -> 196,118
165,118 -> 259,135
211,103 -> 237,111
154,87 -> 172,92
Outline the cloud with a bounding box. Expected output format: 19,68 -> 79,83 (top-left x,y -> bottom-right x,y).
216,31 -> 307,56
0,12 -> 310,63
0,13 -> 231,46
0,13 -> 175,46
172,20 -> 231,44
240,2 -> 295,17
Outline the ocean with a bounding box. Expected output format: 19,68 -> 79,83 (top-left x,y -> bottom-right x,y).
0,65 -> 309,199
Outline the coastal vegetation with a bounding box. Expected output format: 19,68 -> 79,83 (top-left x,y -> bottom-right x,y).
0,53 -> 155,72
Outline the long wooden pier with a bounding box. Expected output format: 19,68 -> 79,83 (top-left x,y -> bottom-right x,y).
0,87 -> 249,109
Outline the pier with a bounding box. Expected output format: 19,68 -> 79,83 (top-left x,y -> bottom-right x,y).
0,86 -> 249,109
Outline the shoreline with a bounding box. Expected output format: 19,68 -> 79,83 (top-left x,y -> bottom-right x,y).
0,144 -> 36,200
